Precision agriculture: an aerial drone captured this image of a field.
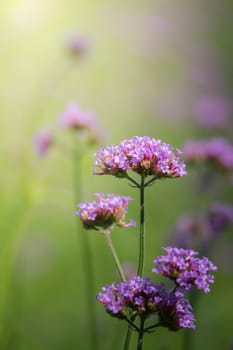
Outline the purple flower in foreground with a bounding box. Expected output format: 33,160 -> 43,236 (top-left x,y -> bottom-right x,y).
33,129 -> 53,156
76,193 -> 135,231
159,291 -> 195,331
96,276 -> 195,331
152,247 -> 217,293
94,136 -> 186,179
96,277 -> 164,318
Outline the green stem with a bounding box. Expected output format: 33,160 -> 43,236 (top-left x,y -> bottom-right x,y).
72,136 -> 98,350
182,289 -> 198,350
123,325 -> 133,350
137,176 -> 145,276
103,231 -> 126,281
137,318 -> 145,350
122,176 -> 146,350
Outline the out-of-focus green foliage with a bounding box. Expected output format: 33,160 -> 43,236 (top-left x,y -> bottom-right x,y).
1,1 -> 233,349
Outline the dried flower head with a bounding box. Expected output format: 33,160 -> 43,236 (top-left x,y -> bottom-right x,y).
152,247 -> 217,293
94,136 -> 186,180
76,193 -> 135,231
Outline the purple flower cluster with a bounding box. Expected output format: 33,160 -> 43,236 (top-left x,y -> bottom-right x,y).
97,248 -> 217,332
94,136 -> 187,179
183,138 -> 233,176
96,276 -> 195,331
159,291 -> 195,331
97,277 -> 163,318
76,193 -> 135,231
152,247 -> 217,293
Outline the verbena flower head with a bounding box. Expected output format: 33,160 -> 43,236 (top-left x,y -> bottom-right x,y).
33,129 -> 53,156
96,276 -> 195,330
183,138 -> 233,176
94,136 -> 187,180
96,277 -> 165,319
152,247 -> 217,293
76,193 -> 135,231
158,291 -> 195,331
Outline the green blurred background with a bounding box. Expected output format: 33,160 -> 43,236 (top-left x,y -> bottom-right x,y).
1,0 -> 233,349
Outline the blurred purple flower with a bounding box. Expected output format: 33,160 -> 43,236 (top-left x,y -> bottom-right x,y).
206,202 -> 233,234
59,103 -> 104,145
193,96 -> 231,130
33,129 -> 53,156
60,103 -> 95,130
121,262 -> 137,280
76,193 -> 135,231
170,214 -> 211,249
65,34 -> 89,57
171,202 -> 233,250
94,136 -> 187,180
183,138 -> 233,177
152,247 -> 217,293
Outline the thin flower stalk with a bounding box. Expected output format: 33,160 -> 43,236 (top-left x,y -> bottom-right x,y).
137,318 -> 145,350
72,135 -> 98,350
103,230 -> 126,282
137,176 -> 145,277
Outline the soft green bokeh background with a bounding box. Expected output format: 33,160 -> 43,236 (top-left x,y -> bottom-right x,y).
1,1 -> 233,349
